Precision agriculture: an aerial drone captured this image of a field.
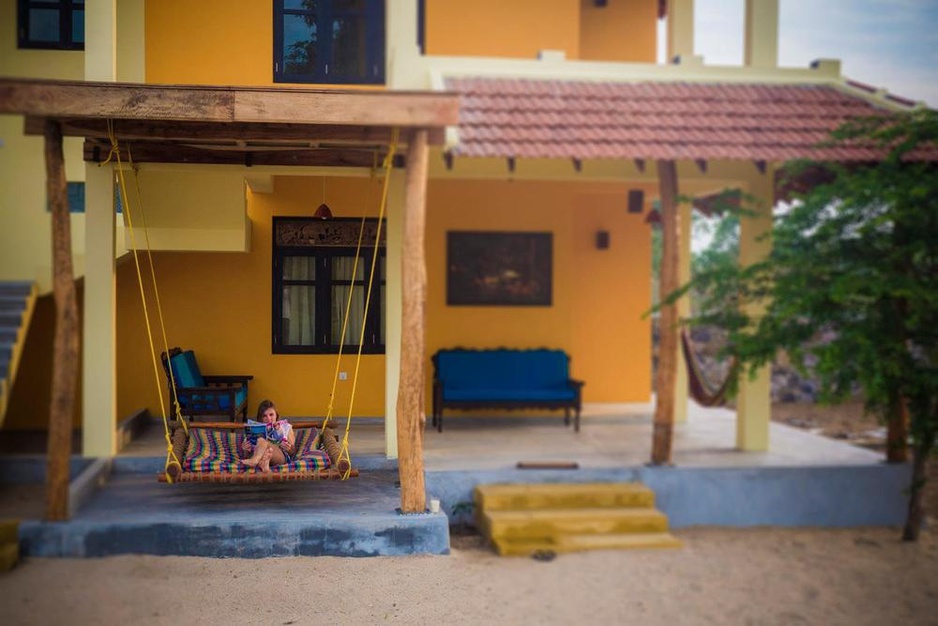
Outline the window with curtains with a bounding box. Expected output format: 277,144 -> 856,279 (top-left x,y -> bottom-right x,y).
272,217 -> 385,354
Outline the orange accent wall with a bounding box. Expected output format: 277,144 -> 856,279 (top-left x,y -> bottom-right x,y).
579,0 -> 658,63
115,175 -> 388,421
425,0 -> 582,60
426,179 -> 652,403
146,0 -> 272,85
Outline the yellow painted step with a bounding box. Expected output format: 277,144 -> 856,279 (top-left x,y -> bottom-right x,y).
475,482 -> 655,512
0,519 -> 17,544
495,532 -> 683,556
0,519 -> 18,571
484,507 -> 669,541
0,542 -> 18,572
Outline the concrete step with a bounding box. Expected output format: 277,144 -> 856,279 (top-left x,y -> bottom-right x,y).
0,519 -> 19,571
0,298 -> 27,313
0,312 -> 23,327
475,482 -> 655,512
475,482 -> 681,557
482,506 -> 670,541
0,282 -> 33,297
495,532 -> 683,556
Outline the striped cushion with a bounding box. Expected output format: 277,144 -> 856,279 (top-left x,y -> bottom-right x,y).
183,427 -> 331,474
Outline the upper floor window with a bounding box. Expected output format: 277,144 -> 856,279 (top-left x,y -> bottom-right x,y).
274,0 -> 385,85
18,0 -> 84,50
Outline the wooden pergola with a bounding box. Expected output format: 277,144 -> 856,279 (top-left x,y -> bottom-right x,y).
0,78 -> 460,519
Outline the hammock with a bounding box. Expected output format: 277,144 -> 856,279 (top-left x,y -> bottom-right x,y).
158,422 -> 358,483
680,328 -> 737,407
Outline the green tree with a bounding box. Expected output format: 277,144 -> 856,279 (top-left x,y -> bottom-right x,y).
669,110 -> 938,541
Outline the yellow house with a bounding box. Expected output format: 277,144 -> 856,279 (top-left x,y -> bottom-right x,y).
0,0 -> 922,470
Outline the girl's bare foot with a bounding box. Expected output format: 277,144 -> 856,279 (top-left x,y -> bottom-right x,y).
240,456 -> 260,468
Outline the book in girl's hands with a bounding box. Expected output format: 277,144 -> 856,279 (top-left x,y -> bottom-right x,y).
245,419 -> 292,444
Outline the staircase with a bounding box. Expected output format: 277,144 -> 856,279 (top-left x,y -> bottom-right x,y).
474,482 -> 682,556
0,281 -> 38,426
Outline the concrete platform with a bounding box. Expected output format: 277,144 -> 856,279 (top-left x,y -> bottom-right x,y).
15,467 -> 449,558
0,402 -> 912,558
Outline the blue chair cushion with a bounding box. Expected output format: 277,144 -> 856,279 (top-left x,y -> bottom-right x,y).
169,350 -> 205,388
181,385 -> 247,411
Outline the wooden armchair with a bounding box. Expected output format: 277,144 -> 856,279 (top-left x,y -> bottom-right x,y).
160,347 -> 253,422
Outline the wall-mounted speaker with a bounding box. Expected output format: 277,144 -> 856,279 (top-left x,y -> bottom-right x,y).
628,189 -> 645,213
596,230 -> 610,250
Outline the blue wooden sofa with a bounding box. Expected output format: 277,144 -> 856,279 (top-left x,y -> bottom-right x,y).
160,347 -> 253,422
431,348 -> 585,433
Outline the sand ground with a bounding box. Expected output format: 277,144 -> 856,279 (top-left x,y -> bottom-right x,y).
3,401 -> 937,625
1,526 -> 937,625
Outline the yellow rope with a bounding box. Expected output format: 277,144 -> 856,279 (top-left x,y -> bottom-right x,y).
322,129 -> 399,479
106,121 -> 186,483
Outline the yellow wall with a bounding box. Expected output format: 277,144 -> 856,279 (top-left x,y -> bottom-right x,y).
579,0 -> 658,63
109,174 -> 654,425
425,0 -> 581,59
115,174 -> 389,421
145,0 -> 271,85
0,0 -> 86,288
426,179 -> 652,403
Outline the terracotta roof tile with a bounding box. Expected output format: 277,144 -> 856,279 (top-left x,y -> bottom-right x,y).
444,77 -> 930,162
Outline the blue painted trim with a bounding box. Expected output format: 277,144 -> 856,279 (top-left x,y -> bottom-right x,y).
20,514 -> 450,558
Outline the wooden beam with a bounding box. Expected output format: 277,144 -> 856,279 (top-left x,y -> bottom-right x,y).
397,129 -> 430,514
0,78 -> 459,128
234,90 -> 459,127
82,140 -> 388,168
651,159 -> 680,466
44,120 -> 79,521
25,117 -> 447,146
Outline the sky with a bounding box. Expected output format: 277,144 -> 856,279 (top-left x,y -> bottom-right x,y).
662,0 -> 938,107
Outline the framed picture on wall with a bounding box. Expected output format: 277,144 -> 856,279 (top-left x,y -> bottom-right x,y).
446,231 -> 552,306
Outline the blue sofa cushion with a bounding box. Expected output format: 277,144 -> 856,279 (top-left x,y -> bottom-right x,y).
443,387 -> 576,402
435,349 -> 570,391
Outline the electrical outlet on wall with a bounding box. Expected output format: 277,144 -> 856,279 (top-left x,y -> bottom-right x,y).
339,371 -> 348,381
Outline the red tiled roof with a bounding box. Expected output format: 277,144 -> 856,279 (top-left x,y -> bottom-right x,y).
445,77 -> 925,162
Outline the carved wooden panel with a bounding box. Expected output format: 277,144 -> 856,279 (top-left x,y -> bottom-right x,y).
275,218 -> 385,248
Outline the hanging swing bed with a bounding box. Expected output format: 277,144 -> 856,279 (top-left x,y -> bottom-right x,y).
110,122 -> 399,485
159,422 -> 355,483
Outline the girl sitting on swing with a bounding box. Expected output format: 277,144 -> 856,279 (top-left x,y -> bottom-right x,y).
240,399 -> 296,472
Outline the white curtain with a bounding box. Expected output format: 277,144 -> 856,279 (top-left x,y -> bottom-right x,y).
283,257 -> 316,346
331,256 -> 365,346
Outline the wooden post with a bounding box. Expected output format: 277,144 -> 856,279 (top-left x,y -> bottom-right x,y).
396,129 -> 429,513
651,160 -> 680,465
44,120 -> 80,521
